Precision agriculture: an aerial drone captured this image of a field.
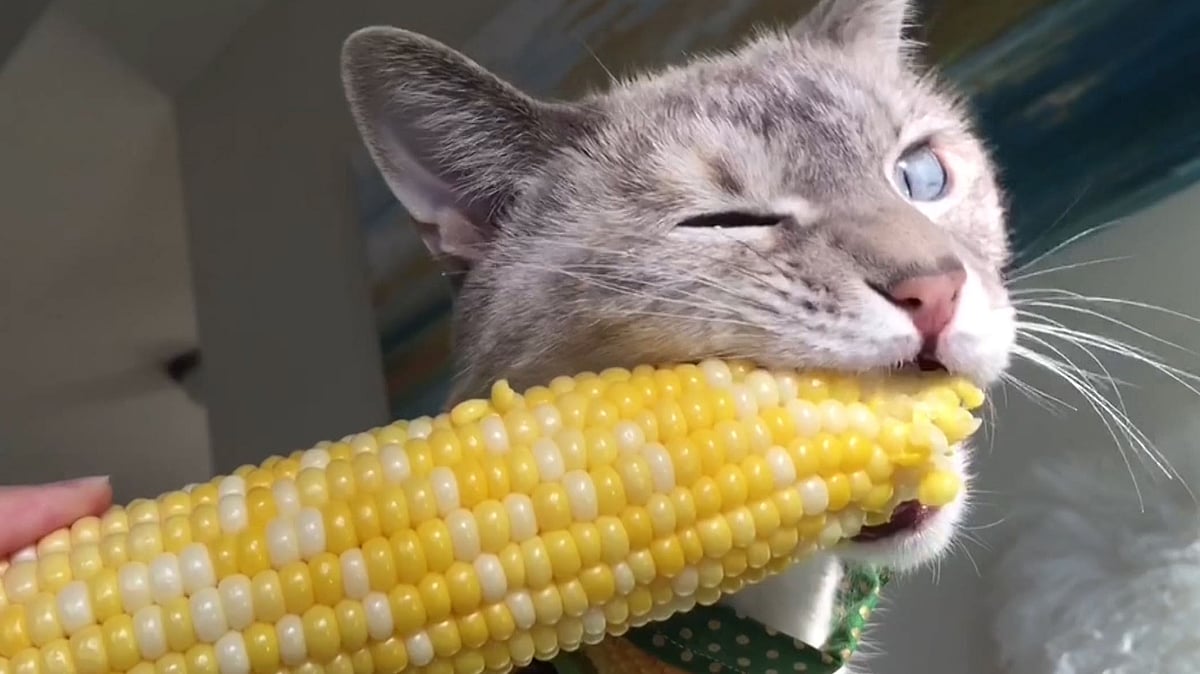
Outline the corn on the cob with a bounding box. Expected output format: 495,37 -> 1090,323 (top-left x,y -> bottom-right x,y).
0,360 -> 983,674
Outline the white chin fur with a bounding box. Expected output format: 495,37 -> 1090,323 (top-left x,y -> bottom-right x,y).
939,266 -> 1016,386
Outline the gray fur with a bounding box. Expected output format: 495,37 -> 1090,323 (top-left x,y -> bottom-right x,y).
340,0 -> 1011,404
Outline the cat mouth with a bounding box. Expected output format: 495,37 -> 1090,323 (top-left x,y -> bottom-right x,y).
851,500 -> 938,542
894,354 -> 948,374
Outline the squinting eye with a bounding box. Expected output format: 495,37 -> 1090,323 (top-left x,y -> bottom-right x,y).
675,211 -> 782,228
893,145 -> 948,202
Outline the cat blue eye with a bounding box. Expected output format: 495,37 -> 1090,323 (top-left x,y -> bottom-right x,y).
893,145 -> 948,201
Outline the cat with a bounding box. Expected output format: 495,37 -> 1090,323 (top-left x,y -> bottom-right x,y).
340,0 -> 1016,668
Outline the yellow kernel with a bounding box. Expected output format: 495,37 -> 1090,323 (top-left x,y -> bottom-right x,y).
863,484 -> 895,513
655,400 -> 688,443
619,507 -> 653,551
328,443 -> 354,462
322,501 -> 358,555
560,580 -> 589,617
520,539 -> 553,590
569,523 -> 603,567
162,596 -> 195,653
370,638 -> 409,672
68,625 -> 105,674
507,449 -> 540,496
531,484 -> 572,532
472,501 -> 510,554
303,605 -> 340,663
650,537 -> 686,578
27,595 -> 62,646
646,495 -> 677,538
697,518 -> 733,558
237,530 -> 270,576
865,446 -> 895,482
377,486 -> 411,536
532,587 -> 564,625
918,470 -> 962,507
295,468 -> 329,507
419,575 -> 453,623
189,506 -> 220,545
627,587 -> 654,617
362,539 -> 397,593
827,474 -> 852,511
583,428 -> 618,470
743,455 -> 774,501
161,516 -> 192,554
760,407 -> 796,444
849,471 -> 873,502
797,375 -> 830,401
678,393 -> 714,433
310,553 -> 345,606
750,499 -> 782,539
715,465 -> 748,508
585,399 -> 620,429
664,439 -> 702,488
388,585 -> 426,635
715,421 -> 750,463
88,569 -> 121,622
480,455 -> 511,497
591,466 -> 627,517
595,517 -> 630,565
613,454 -> 653,506
240,623 -> 279,674
335,600 -> 369,653
579,566 -> 616,604
417,520 -> 455,573
251,571 -> 286,624
446,563 -> 483,615
483,604 -> 517,642
525,385 -> 556,407
102,614 -> 139,671
452,461 -> 488,509
245,488 -> 277,525
184,643 -> 218,674
429,619 -> 463,659
544,531 -> 583,582
279,562 -> 315,615
556,392 -> 590,429
36,553 -> 71,594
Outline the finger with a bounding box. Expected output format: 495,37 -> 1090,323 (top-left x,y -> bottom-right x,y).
0,477 -> 113,558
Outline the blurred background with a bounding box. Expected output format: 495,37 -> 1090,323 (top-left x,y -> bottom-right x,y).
3,0 -> 1200,672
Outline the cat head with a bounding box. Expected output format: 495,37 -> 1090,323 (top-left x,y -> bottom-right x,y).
341,0 -> 1015,402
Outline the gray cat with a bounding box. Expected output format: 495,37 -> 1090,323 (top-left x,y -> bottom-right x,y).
341,0 -> 1016,668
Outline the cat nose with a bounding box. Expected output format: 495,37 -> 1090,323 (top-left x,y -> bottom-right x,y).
883,270 -> 967,342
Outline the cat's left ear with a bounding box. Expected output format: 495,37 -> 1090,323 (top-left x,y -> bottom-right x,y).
792,0 -> 913,62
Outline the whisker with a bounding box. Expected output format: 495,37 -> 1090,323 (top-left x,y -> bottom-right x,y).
1006,255 -> 1130,284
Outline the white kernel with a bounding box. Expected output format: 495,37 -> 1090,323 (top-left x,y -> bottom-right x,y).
350,432 -> 377,454
819,400 -> 848,434
746,370 -> 781,408
731,385 -> 759,421
191,587 -> 228,642
775,373 -> 800,403
429,467 -> 460,516
533,438 -> 566,482
271,480 -> 301,518
379,443 -> 411,484
847,402 -> 879,438
583,607 -> 608,643
643,444 -> 676,493
765,447 -> 798,489
671,568 -> 700,597
406,631 -> 435,667
133,605 -> 168,660
179,544 -> 216,595
562,471 -> 599,522
217,495 -> 248,534
613,563 -> 636,596
505,591 -> 537,630
407,417 -> 434,440
56,581 -> 93,634
699,359 -> 733,389
216,631 -> 251,674
533,404 -> 564,437
295,508 -> 326,560
340,549 -> 370,600
799,477 -> 830,515
473,555 -> 508,603
276,614 -> 308,666
299,449 -> 330,470
786,399 -> 821,437
218,575 -> 254,631
148,553 -> 184,604
11,546 -> 37,563
504,494 -> 538,542
363,592 -> 394,642
218,475 -> 246,498
613,422 -> 646,454
118,562 -> 152,613
445,509 -> 482,561
266,518 -> 301,567
480,415 -> 510,454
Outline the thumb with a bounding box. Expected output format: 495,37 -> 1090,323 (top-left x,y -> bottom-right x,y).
0,477 -> 113,558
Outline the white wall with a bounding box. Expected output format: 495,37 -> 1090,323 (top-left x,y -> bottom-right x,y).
175,0 -> 515,471
0,5 -> 211,501
868,181 -> 1200,674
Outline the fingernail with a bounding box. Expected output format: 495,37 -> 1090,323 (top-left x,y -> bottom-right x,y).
55,475 -> 110,489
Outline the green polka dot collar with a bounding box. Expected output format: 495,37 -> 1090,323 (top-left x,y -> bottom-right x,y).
556,565 -> 887,674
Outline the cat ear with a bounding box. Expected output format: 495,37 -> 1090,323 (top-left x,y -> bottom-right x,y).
791,0 -> 912,60
341,27 -> 593,270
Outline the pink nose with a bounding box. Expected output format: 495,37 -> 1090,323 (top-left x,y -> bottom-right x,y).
885,270 -> 966,342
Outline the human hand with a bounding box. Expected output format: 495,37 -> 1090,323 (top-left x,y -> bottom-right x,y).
0,477 -> 113,558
